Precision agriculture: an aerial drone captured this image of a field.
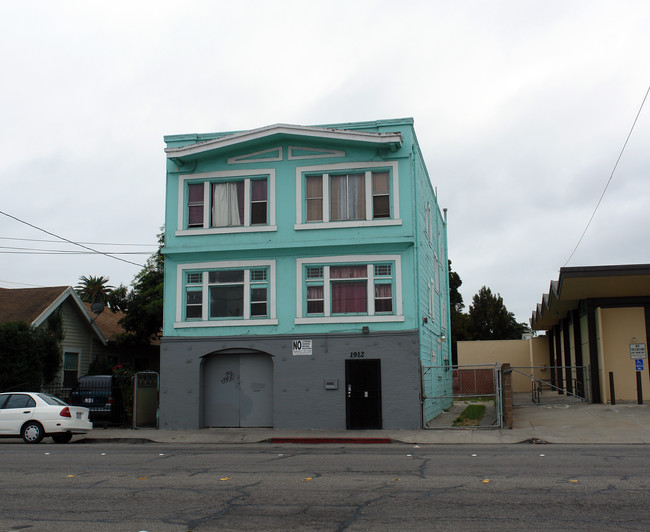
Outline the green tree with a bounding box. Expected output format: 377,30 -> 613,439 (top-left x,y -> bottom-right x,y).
0,313 -> 63,391
75,275 -> 114,304
467,286 -> 529,341
449,260 -> 469,365
109,230 -> 164,344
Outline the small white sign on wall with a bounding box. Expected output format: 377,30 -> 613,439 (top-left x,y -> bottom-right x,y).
630,343 -> 647,359
292,339 -> 312,356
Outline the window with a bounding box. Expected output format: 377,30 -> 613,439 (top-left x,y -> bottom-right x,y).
186,179 -> 266,228
187,183 -> 204,228
374,264 -> 393,312
209,270 -> 245,318
3,394 -> 36,409
297,256 -> 403,323
330,174 -> 365,221
372,172 -> 391,218
211,182 -> 246,227
185,272 -> 203,319
178,170 -> 275,234
177,261 -> 277,327
63,352 -> 79,387
306,175 -> 323,222
295,161 -> 400,229
331,265 -> 368,313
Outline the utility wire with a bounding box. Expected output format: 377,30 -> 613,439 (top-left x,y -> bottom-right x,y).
0,210 -> 145,268
0,279 -> 47,288
0,249 -> 152,255
0,236 -> 156,247
564,83 -> 650,267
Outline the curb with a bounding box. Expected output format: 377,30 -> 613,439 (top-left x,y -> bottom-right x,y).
269,437 -> 392,444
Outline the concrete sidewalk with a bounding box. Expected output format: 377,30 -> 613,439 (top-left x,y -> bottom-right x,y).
79,400 -> 650,445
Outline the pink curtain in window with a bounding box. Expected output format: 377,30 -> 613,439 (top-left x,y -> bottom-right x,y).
330,265 -> 367,279
332,281 -> 367,313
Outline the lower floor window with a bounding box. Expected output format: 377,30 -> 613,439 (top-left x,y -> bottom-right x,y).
184,267 -> 269,321
331,280 -> 367,313
63,352 -> 79,387
305,262 -> 394,317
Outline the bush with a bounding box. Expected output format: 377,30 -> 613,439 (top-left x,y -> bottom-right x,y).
0,321 -> 61,391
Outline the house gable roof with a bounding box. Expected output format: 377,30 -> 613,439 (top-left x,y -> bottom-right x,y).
0,286 -> 107,344
0,286 -> 70,324
164,122 -> 404,163
82,302 -> 126,342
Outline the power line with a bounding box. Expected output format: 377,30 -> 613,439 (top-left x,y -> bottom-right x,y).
564,82 -> 650,267
0,249 -> 152,255
0,210 -> 145,268
0,236 -> 157,247
0,279 -> 46,288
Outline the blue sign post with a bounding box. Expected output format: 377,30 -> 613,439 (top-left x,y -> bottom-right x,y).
635,358 -> 644,371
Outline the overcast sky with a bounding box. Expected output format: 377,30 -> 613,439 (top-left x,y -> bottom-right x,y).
1,0 -> 649,325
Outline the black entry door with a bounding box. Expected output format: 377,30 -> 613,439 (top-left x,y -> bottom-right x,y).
345,359 -> 382,429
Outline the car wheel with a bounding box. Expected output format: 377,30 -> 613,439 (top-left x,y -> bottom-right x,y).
21,421 -> 44,444
52,433 -> 73,444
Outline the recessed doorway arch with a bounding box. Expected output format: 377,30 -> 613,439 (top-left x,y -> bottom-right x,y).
202,350 -> 273,427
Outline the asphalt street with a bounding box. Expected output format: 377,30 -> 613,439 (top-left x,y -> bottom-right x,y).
2,442 -> 649,531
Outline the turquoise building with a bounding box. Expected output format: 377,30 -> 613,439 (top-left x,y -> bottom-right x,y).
160,118 -> 452,430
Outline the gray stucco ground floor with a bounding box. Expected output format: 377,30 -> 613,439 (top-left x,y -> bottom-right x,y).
160,330 -> 424,430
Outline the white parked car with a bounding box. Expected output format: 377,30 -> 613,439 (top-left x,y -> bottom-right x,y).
0,392 -> 93,444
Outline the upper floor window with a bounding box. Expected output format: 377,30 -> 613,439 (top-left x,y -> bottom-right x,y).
177,170 -> 276,235
296,255 -> 404,324
295,161 -> 400,230
175,260 -> 277,328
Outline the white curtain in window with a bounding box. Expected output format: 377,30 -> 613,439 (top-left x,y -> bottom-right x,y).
212,183 -> 241,227
347,174 -> 365,220
331,174 -> 365,220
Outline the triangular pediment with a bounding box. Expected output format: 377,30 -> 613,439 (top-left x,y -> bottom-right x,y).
165,123 -> 402,163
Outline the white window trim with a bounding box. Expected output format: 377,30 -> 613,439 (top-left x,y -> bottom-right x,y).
176,169 -> 276,235
174,260 -> 277,328
294,161 -> 400,230
295,254 -> 403,324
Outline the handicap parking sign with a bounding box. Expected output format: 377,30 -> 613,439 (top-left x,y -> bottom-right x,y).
635,358 -> 644,371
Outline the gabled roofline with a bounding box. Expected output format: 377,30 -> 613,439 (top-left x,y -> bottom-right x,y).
164,123 -> 403,160
32,287 -> 107,345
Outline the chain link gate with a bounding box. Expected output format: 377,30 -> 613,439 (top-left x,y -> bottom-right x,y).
423,364 -> 503,429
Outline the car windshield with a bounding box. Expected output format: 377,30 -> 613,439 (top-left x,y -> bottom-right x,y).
37,393 -> 68,406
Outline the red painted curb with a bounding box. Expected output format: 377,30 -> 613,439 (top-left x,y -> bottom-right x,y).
269,437 -> 392,444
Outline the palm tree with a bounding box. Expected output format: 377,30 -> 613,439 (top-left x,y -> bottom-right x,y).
75,275 -> 114,304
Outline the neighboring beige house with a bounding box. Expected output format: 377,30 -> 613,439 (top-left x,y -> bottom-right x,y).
0,286 -> 117,386
530,264 -> 650,404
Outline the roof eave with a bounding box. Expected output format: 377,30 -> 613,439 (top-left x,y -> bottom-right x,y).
32,287 -> 107,345
164,123 -> 403,160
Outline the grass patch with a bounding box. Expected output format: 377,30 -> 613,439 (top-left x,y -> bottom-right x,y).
452,404 -> 486,427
